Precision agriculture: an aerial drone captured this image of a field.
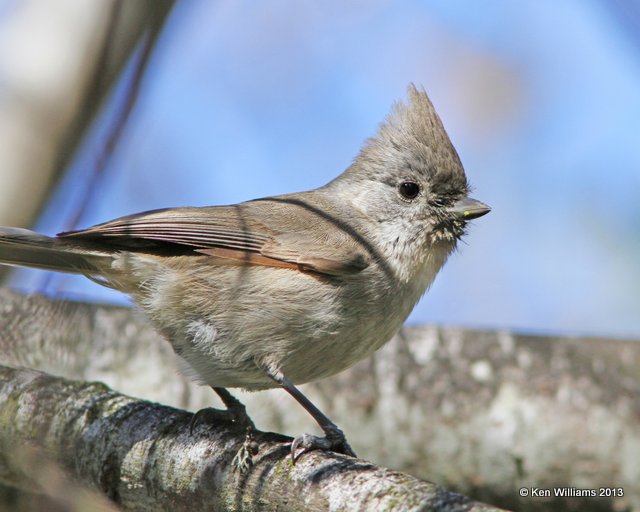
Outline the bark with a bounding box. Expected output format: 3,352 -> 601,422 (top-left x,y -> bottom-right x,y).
1,289 -> 638,511
0,364 -> 502,512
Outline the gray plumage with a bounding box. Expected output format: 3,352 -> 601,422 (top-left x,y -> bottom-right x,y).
0,84 -> 489,394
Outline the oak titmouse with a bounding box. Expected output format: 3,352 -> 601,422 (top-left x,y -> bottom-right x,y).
0,85 -> 489,460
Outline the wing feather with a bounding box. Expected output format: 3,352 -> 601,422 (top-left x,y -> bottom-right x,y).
59,200 -> 370,276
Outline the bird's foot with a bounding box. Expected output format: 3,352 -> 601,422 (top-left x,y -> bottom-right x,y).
189,407 -> 229,434
190,401 -> 255,435
189,397 -> 258,473
290,424 -> 356,463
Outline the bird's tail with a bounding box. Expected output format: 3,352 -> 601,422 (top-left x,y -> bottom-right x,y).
0,227 -> 113,276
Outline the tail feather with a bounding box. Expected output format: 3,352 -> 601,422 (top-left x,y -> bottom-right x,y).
0,227 -> 113,276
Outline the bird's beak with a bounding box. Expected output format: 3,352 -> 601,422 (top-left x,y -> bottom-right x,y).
449,197 -> 491,220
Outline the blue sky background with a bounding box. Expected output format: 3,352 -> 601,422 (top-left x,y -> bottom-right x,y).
9,0 -> 640,338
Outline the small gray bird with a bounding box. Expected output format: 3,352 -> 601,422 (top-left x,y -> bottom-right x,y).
0,85 -> 489,461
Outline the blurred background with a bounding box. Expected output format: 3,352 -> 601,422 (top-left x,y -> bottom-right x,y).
0,0 -> 639,338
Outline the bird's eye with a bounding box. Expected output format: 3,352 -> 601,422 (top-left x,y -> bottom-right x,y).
398,181 -> 420,200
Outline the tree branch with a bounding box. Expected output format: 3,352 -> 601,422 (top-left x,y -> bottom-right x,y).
1,288 -> 637,511
0,364 -> 502,511
0,0 -> 175,231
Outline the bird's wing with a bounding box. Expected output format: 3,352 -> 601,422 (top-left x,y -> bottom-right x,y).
59,199 -> 371,276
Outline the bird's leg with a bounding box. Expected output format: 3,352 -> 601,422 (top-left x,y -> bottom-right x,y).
190,387 -> 257,472
261,365 -> 356,462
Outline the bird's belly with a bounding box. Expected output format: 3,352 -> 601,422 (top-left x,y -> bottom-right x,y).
133,256 -> 415,390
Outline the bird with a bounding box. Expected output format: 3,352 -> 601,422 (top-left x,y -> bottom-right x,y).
0,84 -> 490,463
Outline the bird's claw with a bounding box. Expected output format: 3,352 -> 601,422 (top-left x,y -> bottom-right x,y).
190,407 -> 229,434
190,406 -> 258,473
190,403 -> 255,435
289,426 -> 356,463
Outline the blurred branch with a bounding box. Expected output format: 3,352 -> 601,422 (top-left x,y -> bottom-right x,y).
0,0 -> 174,281
63,1 -> 174,233
0,289 -> 637,511
0,364 -> 502,512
